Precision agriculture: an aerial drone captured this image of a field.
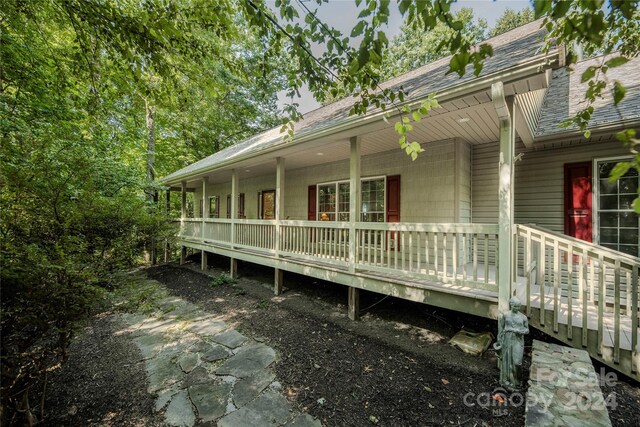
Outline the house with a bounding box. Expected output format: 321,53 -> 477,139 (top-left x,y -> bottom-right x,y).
160,21 -> 640,380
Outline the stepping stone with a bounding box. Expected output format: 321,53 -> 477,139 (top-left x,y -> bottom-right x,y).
146,355 -> 184,393
155,387 -> 179,412
287,413 -> 322,427
165,390 -> 196,427
134,334 -> 168,359
216,343 -> 276,378
184,366 -> 212,387
202,344 -> 232,362
232,369 -> 276,407
188,381 -> 232,422
186,319 -> 228,336
525,340 -> 611,427
212,330 -> 248,349
217,391 -> 291,427
179,353 -> 199,373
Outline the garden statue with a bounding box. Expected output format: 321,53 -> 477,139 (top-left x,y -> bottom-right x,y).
494,297 -> 529,390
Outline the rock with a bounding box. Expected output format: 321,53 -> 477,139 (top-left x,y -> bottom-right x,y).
188,381 -> 232,422
216,343 -> 275,378
133,334 -> 168,359
211,330 -> 248,349
146,355 -> 184,393
179,353 -> 199,373
217,391 -> 291,427
164,390 -> 196,427
232,369 -> 276,407
186,319 -> 228,336
202,344 -> 232,362
155,387 -> 179,412
183,366 -> 211,387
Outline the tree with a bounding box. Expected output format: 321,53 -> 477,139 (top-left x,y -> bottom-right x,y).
379,8 -> 487,80
489,7 -> 536,38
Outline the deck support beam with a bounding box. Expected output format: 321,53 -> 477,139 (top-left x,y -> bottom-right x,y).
349,136 -> 361,274
492,82 -> 516,316
230,258 -> 238,279
274,157 -> 285,295
348,287 -> 360,320
274,268 -> 283,295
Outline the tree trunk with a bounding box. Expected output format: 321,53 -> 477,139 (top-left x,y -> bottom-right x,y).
144,98 -> 157,265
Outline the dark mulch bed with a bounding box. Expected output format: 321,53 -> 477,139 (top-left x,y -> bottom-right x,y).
145,255 -> 529,427
40,251 -> 640,427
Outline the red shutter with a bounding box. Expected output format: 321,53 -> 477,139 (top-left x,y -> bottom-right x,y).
386,175 -> 400,222
239,193 -> 245,219
308,185 -> 317,220
226,195 -> 231,218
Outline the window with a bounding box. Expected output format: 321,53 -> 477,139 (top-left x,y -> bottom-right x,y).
317,177 -> 385,222
361,178 -> 385,222
209,196 -> 220,218
596,158 -> 639,256
226,194 -> 245,218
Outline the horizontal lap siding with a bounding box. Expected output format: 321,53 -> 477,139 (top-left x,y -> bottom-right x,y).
472,138 -> 631,232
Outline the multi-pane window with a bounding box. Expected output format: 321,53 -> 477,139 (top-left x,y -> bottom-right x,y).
361,179 -> 385,222
318,184 -> 336,221
597,159 -> 639,256
209,196 -> 220,218
317,177 -> 385,222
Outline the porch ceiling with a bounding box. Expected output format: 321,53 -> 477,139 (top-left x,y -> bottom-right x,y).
181,73 -> 548,188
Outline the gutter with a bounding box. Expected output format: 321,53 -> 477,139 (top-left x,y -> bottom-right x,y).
162,51 -> 560,186
533,118 -> 640,144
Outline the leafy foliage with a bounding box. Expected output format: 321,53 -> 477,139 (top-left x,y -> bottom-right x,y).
489,7 -> 536,37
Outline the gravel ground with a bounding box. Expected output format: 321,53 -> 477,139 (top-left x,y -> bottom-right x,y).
39,253 -> 640,426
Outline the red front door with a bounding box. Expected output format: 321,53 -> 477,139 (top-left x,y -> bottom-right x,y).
564,162 -> 593,242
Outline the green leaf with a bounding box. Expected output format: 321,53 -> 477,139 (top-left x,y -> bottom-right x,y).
612,81 -> 626,105
605,56 -> 629,68
533,0 -> 552,18
412,111 -> 421,122
402,116 -> 410,124
351,21 -> 366,37
608,162 -> 631,182
580,66 -> 597,83
633,196 -> 640,214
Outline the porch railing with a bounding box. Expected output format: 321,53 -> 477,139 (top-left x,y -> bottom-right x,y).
516,224 -> 639,367
176,218 -> 499,290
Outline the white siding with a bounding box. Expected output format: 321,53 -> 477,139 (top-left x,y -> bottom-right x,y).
472,138 -> 631,232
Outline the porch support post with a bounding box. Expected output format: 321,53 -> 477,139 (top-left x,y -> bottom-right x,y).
492,81 -> 516,316
180,181 -> 187,265
164,189 -> 170,262
349,136 -> 361,274
201,178 -> 208,271
274,157 -> 285,295
230,170 -> 238,278
348,287 -> 360,321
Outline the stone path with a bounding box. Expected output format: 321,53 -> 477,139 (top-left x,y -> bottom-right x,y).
525,340 -> 612,427
117,279 -> 321,427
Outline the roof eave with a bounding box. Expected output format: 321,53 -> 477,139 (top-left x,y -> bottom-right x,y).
162,51 -> 560,186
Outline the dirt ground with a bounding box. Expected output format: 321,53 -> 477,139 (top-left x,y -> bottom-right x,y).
41,254 -> 640,426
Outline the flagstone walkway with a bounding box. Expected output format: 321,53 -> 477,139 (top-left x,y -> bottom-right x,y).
118,279 -> 321,427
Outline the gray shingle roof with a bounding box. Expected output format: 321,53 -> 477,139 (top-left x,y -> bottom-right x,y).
162,20 -> 549,183
536,55 -> 640,138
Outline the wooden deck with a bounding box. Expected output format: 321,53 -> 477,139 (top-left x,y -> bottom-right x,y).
176,219 -> 640,380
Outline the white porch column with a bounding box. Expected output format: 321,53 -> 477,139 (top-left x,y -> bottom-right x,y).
180,181 -> 187,265
274,157 -> 285,295
230,170 -> 238,278
492,81 -> 516,315
348,136 -> 361,320
201,178 -> 208,270
349,136 -> 361,273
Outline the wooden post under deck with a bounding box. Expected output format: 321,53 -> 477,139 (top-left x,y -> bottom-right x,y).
348,287 -> 360,321
274,157 -> 285,295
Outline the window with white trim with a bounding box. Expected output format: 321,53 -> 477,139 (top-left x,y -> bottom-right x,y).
317,177 -> 385,222
596,158 -> 639,256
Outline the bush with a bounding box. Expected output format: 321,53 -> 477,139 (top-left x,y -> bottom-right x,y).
211,272 -> 236,287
